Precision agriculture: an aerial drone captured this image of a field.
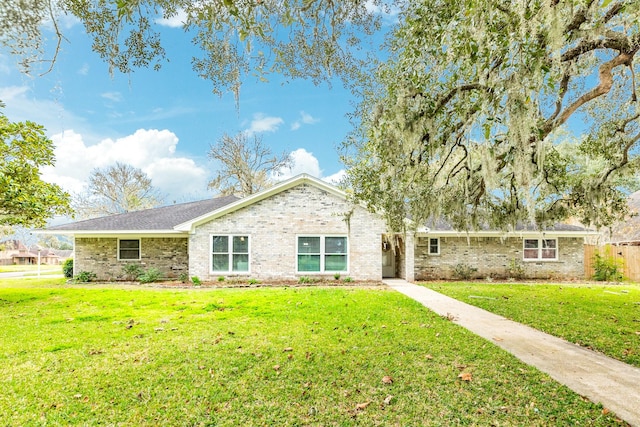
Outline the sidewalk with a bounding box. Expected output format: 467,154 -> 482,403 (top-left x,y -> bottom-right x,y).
384,279 -> 640,427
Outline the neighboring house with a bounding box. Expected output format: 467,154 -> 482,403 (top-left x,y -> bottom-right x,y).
608,190 -> 640,245
42,174 -> 594,282
0,241 -> 60,265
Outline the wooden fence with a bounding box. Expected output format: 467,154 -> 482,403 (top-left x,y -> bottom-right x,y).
584,244 -> 640,282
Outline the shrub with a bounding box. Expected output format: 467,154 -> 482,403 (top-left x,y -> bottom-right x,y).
334,273 -> 341,280
343,276 -> 353,283
298,276 -> 314,284
593,249 -> 624,282
122,263 -> 144,281
139,267 -> 162,284
179,272 -> 189,283
191,276 -> 202,286
506,259 -> 525,280
62,259 -> 74,278
74,271 -> 97,283
217,276 -> 225,282
247,278 -> 261,285
451,263 -> 477,280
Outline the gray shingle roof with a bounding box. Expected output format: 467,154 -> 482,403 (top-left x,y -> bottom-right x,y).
424,218 -> 589,232
47,195 -> 239,232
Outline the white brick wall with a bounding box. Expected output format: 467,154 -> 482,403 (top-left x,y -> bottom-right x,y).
189,184 -> 386,281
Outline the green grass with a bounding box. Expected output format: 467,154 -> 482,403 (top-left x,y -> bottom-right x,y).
0,279 -> 625,425
423,282 -> 640,368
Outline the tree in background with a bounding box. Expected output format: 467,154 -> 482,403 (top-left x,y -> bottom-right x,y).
0,102 -> 72,228
75,162 -> 164,218
207,132 -> 292,197
344,0 -> 640,231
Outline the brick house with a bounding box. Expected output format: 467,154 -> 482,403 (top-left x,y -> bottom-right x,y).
43,174 -> 593,281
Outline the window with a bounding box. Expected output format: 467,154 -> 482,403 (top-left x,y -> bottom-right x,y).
523,238 -> 557,261
118,239 -> 140,260
297,236 -> 347,273
211,235 -> 249,273
428,238 -> 440,255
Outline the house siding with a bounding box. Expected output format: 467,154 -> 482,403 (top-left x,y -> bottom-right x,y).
189,184 -> 385,281
414,236 -> 584,280
75,237 -> 188,280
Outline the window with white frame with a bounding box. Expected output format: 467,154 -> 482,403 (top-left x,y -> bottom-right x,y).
118,239 -> 140,260
428,237 -> 440,255
523,238 -> 557,261
297,236 -> 348,273
211,235 -> 249,273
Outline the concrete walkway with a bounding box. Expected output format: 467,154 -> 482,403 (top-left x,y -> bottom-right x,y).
384,279 -> 640,426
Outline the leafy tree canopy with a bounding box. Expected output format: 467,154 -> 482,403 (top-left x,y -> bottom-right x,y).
344,0 -> 640,231
1,0 -> 394,95
0,102 -> 73,228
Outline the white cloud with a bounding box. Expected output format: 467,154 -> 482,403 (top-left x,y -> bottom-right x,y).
77,63 -> 90,75
364,1 -> 400,24
246,113 -> 284,134
156,9 -> 188,28
275,148 -> 322,180
323,169 -> 346,185
101,91 -> 122,102
291,111 -> 320,130
41,129 -> 210,201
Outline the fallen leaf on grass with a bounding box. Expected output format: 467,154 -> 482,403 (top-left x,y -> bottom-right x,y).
273,365 -> 280,371
425,354 -> 434,360
381,376 -> 393,384
602,408 -> 610,415
458,372 -> 473,381
283,347 -> 293,352
383,395 -> 394,405
355,401 -> 371,411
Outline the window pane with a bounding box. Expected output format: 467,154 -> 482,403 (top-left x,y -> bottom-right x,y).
233,236 -> 249,253
523,249 -> 539,259
120,249 -> 139,260
325,254 -> 347,271
429,238 -> 439,254
298,255 -> 320,271
233,254 -> 249,272
120,240 -> 139,249
212,236 -> 229,253
212,254 -> 229,271
524,239 -> 539,249
325,237 -> 347,254
298,237 -> 320,254
541,249 -> 556,259
543,239 -> 556,249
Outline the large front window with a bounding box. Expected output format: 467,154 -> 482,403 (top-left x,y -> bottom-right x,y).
212,235 -> 249,273
297,236 -> 347,273
523,238 -> 557,261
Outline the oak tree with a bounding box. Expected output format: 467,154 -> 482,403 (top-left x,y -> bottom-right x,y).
344,0 -> 640,231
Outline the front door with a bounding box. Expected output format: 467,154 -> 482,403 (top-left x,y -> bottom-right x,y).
382,237 -> 395,278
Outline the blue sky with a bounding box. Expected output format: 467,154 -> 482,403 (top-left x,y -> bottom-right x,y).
0,13 -> 366,204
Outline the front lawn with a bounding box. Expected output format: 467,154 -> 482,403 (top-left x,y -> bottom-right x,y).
423,282 -> 640,368
0,264 -> 62,273
0,279 -> 624,425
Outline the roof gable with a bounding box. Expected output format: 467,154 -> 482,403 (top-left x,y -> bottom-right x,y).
175,174 -> 346,232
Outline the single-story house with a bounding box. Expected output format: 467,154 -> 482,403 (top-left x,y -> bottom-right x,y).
0,241 -> 60,266
42,174 -> 595,281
